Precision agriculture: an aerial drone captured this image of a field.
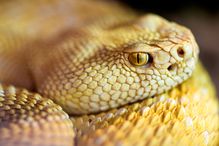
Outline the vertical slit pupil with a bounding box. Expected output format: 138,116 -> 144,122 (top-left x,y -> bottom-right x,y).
137,53 -> 140,63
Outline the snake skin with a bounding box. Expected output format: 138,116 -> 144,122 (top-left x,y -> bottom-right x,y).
0,0 -> 218,146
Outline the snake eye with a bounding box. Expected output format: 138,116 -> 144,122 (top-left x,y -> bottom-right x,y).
128,52 -> 149,66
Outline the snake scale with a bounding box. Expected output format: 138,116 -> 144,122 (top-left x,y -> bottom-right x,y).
0,0 -> 218,146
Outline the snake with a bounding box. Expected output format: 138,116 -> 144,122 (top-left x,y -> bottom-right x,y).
0,0 -> 218,146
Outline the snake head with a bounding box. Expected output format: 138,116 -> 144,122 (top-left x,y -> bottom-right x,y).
35,14 -> 199,115
87,14 -> 199,113
123,40 -> 198,98
118,14 -> 199,100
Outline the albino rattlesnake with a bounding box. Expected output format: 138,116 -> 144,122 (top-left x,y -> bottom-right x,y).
0,0 -> 218,146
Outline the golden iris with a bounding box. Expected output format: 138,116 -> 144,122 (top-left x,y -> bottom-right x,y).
128,52 -> 149,66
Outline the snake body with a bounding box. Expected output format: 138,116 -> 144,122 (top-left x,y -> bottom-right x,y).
0,0 -> 218,146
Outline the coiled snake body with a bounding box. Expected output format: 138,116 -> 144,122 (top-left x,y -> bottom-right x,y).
0,0 -> 218,146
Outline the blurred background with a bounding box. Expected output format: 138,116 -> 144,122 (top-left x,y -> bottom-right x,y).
120,0 -> 219,94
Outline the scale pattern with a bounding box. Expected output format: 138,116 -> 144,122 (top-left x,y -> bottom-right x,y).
72,64 -> 219,146
28,13 -> 199,115
0,0 -> 218,146
0,85 -> 74,146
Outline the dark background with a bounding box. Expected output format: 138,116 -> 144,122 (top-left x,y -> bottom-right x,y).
120,0 -> 219,94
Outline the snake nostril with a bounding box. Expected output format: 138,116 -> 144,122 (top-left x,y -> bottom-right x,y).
167,64 -> 177,72
177,47 -> 185,58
